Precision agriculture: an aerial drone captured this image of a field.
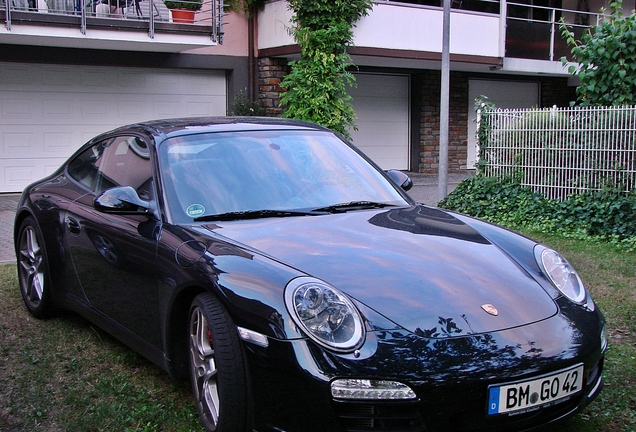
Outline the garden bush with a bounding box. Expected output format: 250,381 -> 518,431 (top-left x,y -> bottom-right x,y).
439,175 -> 636,250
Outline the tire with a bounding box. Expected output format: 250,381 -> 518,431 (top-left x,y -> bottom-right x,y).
189,293 -> 248,432
16,216 -> 54,318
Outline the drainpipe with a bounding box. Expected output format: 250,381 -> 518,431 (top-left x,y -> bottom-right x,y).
248,7 -> 256,102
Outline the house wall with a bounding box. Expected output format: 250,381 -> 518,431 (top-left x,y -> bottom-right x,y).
256,57 -> 577,173
258,1 -> 501,59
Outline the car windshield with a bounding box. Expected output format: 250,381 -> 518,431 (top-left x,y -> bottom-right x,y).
158,129 -> 410,223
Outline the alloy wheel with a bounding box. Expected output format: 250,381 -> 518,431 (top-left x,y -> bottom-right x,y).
19,225 -> 45,309
190,305 -> 220,429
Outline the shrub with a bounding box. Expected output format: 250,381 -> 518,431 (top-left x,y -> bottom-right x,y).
163,0 -> 202,11
560,0 -> 636,106
229,89 -> 265,116
439,175 -> 636,250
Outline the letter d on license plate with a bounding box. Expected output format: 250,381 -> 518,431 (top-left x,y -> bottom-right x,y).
488,364 -> 584,415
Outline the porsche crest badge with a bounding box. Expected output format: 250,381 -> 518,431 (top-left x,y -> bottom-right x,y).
481,304 -> 499,316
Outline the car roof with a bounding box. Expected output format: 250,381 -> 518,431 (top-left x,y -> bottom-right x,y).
109,117 -> 332,141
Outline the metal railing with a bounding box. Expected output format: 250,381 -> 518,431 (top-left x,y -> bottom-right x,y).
2,0 -> 225,42
477,105 -> 636,200
376,0 -> 603,62
505,1 -> 603,62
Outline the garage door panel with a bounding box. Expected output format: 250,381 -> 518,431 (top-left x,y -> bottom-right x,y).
3,124 -> 89,157
354,98 -> 407,122
118,100 -> 152,120
43,132 -> 76,153
0,65 -> 31,86
350,73 -> 410,171
467,80 -> 539,169
186,97 -> 226,116
1,97 -> 36,120
0,158 -> 68,191
43,99 -> 74,120
0,62 -> 227,192
3,131 -> 37,155
2,164 -> 36,190
355,80 -> 409,99
356,120 -> 409,136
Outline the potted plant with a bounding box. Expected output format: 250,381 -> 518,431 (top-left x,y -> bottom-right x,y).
164,0 -> 202,23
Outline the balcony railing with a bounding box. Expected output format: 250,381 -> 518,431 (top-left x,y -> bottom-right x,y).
505,2 -> 603,61
1,0 -> 225,42
372,0 -> 601,62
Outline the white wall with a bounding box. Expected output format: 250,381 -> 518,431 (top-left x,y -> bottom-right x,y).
258,0 -> 500,58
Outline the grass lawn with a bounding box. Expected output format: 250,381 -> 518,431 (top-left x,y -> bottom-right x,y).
0,231 -> 634,431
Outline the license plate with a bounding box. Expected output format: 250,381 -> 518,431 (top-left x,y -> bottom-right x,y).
488,364 -> 584,415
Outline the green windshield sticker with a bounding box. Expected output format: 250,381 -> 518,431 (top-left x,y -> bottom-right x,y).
186,204 -> 205,217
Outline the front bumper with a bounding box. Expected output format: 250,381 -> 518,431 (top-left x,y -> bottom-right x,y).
243,303 -> 606,432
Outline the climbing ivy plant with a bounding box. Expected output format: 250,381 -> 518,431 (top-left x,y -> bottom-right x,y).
280,0 -> 372,139
224,0 -> 265,16
474,96 -> 495,175
560,0 -> 636,106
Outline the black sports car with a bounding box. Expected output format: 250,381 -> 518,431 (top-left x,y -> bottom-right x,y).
14,117 -> 606,432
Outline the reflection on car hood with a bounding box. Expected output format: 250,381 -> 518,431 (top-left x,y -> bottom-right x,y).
202,205 -> 558,337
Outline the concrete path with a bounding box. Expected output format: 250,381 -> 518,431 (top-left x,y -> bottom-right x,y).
0,194 -> 19,265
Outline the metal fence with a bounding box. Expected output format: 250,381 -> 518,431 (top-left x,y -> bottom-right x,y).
478,105 -> 636,201
2,0 -> 225,42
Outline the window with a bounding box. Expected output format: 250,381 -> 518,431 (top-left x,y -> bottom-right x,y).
68,135 -> 153,199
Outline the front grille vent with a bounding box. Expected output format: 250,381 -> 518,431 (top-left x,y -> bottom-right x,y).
333,400 -> 425,432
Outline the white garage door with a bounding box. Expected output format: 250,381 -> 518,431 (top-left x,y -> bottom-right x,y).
349,73 -> 410,170
0,62 -> 227,193
467,80 -> 539,168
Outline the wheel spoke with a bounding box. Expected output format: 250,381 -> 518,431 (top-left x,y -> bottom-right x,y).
19,226 -> 44,305
190,306 -> 220,427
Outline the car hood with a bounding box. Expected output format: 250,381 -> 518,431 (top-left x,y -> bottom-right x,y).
201,205 -> 557,337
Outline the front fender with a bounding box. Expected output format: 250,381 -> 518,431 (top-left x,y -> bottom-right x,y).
159,224 -> 307,343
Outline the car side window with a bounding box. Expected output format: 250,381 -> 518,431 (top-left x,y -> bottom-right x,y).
67,141 -> 107,191
96,136 -> 153,199
68,136 -> 153,199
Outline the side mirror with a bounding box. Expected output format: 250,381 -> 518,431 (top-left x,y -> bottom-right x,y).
386,170 -> 413,191
94,186 -> 151,215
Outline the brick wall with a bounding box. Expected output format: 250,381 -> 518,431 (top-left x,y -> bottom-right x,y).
540,77 -> 577,107
258,57 -> 289,116
417,71 -> 470,173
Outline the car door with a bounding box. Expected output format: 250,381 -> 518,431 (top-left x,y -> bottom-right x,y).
65,134 -> 162,347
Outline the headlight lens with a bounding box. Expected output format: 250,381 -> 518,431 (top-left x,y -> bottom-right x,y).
535,246 -> 586,304
284,277 -> 365,352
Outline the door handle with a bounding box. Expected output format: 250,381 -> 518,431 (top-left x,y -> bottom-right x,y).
66,217 -> 81,235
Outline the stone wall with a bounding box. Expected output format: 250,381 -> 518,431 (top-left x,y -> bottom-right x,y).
258,57 -> 288,116
541,77 -> 577,107
417,71 -> 470,173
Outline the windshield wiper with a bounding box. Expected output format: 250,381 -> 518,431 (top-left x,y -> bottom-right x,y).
194,209 -> 325,222
311,201 -> 396,214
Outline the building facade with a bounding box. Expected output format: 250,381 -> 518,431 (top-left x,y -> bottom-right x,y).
0,0 -> 631,191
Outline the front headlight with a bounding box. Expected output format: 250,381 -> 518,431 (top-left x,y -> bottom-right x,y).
534,245 -> 586,304
284,277 -> 365,352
